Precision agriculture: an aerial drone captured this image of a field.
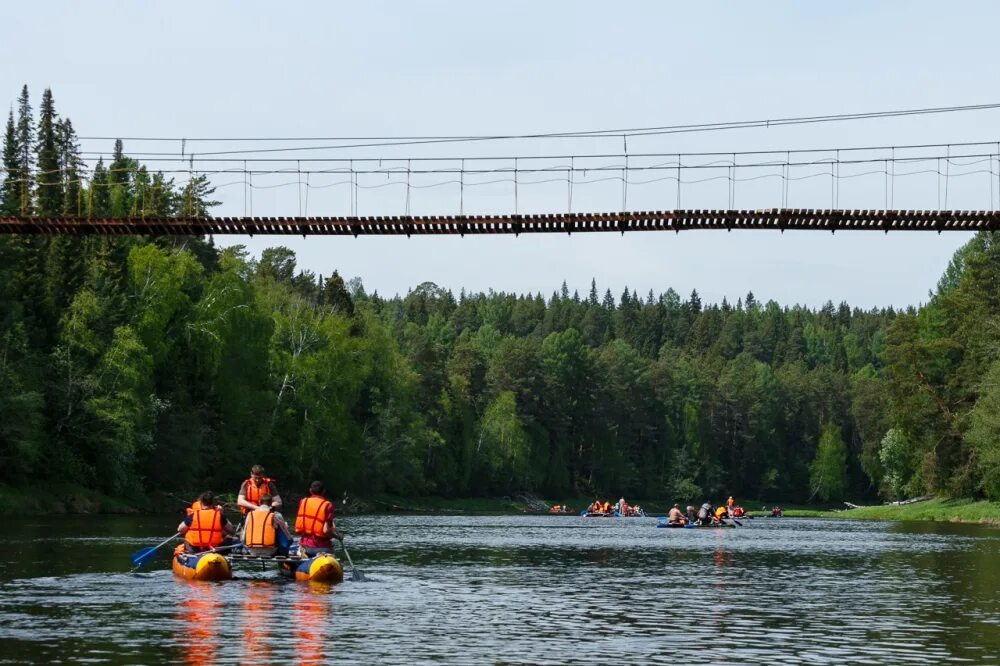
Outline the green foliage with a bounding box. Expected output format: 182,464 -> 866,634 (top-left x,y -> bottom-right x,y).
962,359 -> 1000,499
810,421 -> 848,501
878,428 -> 912,500
2,84 -> 1000,507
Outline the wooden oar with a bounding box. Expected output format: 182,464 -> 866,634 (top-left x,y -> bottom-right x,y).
129,532 -> 181,570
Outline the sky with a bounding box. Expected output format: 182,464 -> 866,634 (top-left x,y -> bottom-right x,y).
4,1 -> 1000,308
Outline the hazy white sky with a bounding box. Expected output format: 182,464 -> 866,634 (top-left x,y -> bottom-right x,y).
5,1 -> 1000,308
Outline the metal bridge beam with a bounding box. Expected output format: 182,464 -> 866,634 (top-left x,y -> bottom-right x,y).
0,209 -> 997,236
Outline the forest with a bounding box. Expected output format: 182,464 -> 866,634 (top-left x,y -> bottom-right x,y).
2,85 -> 1000,505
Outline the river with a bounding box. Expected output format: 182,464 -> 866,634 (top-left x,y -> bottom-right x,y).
0,514 -> 998,664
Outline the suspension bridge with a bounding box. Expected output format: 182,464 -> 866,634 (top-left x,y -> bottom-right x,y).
6,105 -> 1000,236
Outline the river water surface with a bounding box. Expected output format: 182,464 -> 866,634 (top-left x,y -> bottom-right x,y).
0,514 -> 998,665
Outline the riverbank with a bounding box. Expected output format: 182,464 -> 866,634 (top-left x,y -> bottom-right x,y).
779,498 -> 1000,525
0,483 -> 146,514
5,485 -> 999,526
369,495 -> 1000,526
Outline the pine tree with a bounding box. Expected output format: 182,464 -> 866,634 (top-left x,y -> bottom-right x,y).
14,85 -> 33,215
320,270 -> 355,316
57,118 -> 85,216
688,289 -> 702,314
90,158 -> 110,216
178,174 -> 220,217
108,139 -> 137,217
35,88 -> 62,216
0,111 -> 21,214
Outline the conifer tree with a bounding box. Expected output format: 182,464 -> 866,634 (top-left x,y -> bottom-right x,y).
0,111 -> 21,215
57,118 -> 85,216
14,85 -> 33,215
35,88 -> 62,216
178,174 -> 220,217
90,158 -> 111,216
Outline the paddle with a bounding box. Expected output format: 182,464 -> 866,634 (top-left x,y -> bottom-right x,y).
129,532 -> 181,570
337,536 -> 365,582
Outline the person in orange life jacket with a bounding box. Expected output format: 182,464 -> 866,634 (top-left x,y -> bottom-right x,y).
177,491 -> 236,553
726,496 -> 735,510
242,493 -> 292,557
713,505 -> 730,523
237,465 -> 282,514
294,481 -> 344,557
185,494 -> 223,517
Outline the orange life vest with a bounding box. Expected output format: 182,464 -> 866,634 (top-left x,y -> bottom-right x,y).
295,496 -> 333,538
242,477 -> 274,514
186,508 -> 224,548
243,509 -> 277,548
714,506 -> 728,520
185,499 -> 206,517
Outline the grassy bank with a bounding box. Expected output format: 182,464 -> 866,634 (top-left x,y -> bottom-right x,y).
763,498 -> 1000,525
0,483 -> 146,514
833,498 -> 1000,525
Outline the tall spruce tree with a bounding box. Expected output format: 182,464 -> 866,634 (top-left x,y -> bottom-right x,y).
57,118 -> 84,216
14,85 -> 33,215
0,111 -> 21,214
90,158 -> 110,216
35,88 -> 62,216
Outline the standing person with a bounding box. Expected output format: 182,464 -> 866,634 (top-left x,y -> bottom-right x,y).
294,481 -> 344,556
242,493 -> 292,557
177,491 -> 236,553
237,465 -> 282,515
726,496 -> 735,511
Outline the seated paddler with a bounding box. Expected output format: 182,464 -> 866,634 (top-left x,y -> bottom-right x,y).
242,493 -> 292,557
667,503 -> 685,525
294,480 -> 345,557
177,491 -> 237,553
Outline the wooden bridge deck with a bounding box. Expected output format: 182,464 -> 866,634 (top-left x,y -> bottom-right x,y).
1,209 -> 998,236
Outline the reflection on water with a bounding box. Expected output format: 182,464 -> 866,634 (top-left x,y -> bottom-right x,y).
176,583 -> 222,666
294,584 -> 333,665
239,581 -> 272,665
0,515 -> 997,664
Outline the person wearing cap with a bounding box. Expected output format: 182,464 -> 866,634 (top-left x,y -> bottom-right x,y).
667,503 -> 685,525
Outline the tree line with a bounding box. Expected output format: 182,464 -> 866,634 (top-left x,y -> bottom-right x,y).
1,85 -> 999,504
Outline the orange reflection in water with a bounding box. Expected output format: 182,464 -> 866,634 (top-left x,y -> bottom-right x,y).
174,583 -> 222,666
293,583 -> 334,666
239,581 -> 273,664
